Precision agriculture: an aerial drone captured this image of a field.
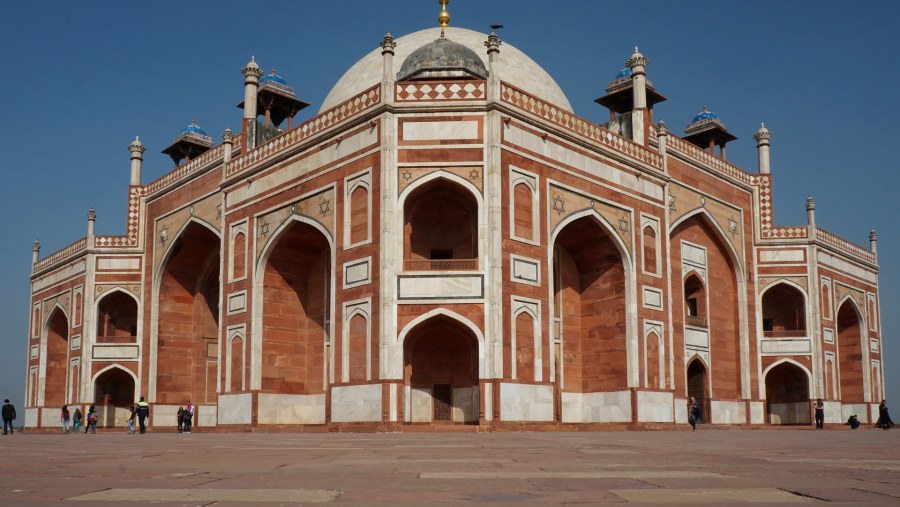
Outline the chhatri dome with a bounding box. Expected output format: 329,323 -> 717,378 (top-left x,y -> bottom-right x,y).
320,26 -> 573,113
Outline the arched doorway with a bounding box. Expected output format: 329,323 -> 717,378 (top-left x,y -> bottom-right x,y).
764,362 -> 810,424
156,222 -> 221,405
687,358 -> 708,424
403,316 -> 479,423
94,368 -> 136,428
837,301 -> 864,403
44,308 -> 70,408
261,220 -> 330,395
552,215 -> 627,422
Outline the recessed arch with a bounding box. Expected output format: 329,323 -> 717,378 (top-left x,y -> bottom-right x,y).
92,364 -> 137,428
42,305 -> 70,408
398,309 -> 485,378
760,281 -> 807,337
763,359 -> 811,425
670,208 -> 743,279
836,297 -> 866,404
94,288 -> 139,344
549,209 -> 635,397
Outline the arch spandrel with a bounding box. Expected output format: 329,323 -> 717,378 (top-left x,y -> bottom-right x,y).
254,186 -> 336,263
758,276 -> 807,293
95,284 -> 142,301
548,184 -> 633,253
668,183 -> 744,264
42,291 -> 72,319
398,166 -> 483,195
834,283 -> 866,313
153,194 -> 223,271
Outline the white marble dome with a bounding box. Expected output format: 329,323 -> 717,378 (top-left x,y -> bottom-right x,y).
320,27 -> 572,113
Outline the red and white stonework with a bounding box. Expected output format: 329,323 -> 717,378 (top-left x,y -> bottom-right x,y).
25,24 -> 882,431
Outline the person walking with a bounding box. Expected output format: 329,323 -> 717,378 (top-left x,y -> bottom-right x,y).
177,406 -> 184,433
2,399 -> 15,435
876,399 -> 894,430
136,396 -> 150,434
183,401 -> 194,433
127,404 -> 136,434
688,397 -> 700,431
61,405 -> 71,434
814,398 -> 825,429
86,405 -> 98,434
73,408 -> 83,434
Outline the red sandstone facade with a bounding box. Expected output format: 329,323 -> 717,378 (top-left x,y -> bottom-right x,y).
24,25 -> 882,431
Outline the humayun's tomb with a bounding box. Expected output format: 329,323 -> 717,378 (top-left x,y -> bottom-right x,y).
24,2 -> 883,431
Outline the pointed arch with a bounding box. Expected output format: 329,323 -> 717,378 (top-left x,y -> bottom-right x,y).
41,304 -> 70,407
92,364 -> 138,428
671,208 -> 749,400
763,359 -> 811,424
94,287 -> 140,344
149,218 -> 222,404
398,309 -> 485,378
836,297 -> 867,404
251,213 -> 335,393
549,208 -> 637,392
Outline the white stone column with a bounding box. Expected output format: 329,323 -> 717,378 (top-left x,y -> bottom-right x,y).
753,123 -> 772,174
222,128 -> 233,163
380,33 -> 396,107
242,58 -> 263,151
128,137 -> 146,186
627,47 -> 649,145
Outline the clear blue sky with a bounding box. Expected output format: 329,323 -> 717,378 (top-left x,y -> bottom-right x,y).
1,1 -> 897,413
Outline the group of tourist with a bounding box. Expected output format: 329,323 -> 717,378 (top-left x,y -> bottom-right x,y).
59,404 -> 99,434
58,396 -> 193,434
687,397 -> 893,431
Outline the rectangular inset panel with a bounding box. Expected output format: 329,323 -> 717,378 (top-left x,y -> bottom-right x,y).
510,254 -> 540,286
500,383 -> 553,422
401,121 -> 479,142
227,291 -> 246,314
685,327 -> 709,348
642,286 -> 663,310
331,384 -> 382,422
823,328 -> 834,344
871,339 -> 879,353
682,242 -> 707,267
30,345 -> 38,359
398,274 -> 483,300
343,257 -> 371,289
760,339 -> 812,355
758,249 -> 805,263
96,257 -> 142,271
92,344 -> 139,360
71,334 -> 81,350
218,393 -> 253,425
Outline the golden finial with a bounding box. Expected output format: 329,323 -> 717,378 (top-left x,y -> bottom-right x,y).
438,0 -> 451,27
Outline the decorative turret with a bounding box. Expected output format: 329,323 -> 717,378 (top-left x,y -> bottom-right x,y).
870,229 -> 878,257
128,136 -> 146,186
32,240 -> 40,265
656,120 -> 669,169
683,106 -> 737,159
485,25 -> 502,101
381,32 -> 397,105
595,47 -> 666,144
87,208 -> 96,238
753,123 -> 772,174
241,57 -> 264,151
238,69 -> 309,131
806,196 -> 816,226
222,128 -> 234,163
161,121 -> 213,166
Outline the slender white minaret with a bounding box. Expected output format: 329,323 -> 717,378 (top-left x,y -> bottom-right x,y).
32,240 -> 40,265
806,196 -> 816,227
753,123 -> 772,174
242,57 -> 263,151
87,208 -> 96,240
869,229 -> 878,257
485,25 -> 502,102
128,137 -> 145,186
380,32 -> 396,106
222,128 -> 233,163
626,46 -> 649,145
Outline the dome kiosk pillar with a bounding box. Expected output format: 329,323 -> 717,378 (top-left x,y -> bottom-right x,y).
754,123 -> 772,174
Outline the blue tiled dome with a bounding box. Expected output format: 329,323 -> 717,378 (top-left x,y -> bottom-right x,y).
259,70 -> 287,85
181,121 -> 208,136
691,106 -> 718,123
615,67 -> 632,80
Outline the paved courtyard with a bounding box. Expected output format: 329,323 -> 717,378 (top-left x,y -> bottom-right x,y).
0,427 -> 898,505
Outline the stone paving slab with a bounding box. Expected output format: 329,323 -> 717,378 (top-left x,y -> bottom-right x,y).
0,428 -> 897,505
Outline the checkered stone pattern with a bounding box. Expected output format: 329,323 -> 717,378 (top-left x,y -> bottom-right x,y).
95,186 -> 147,248
395,82 -> 486,102
227,86 -> 381,178
500,83 -> 662,170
